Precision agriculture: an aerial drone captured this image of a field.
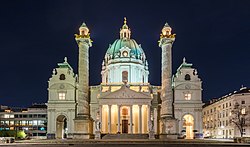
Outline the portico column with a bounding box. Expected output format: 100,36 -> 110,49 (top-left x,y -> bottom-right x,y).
118,105 -> 121,133
147,105 -> 151,132
108,105 -> 111,133
130,105 -> 133,134
154,108 -> 158,133
99,105 -> 102,131
139,105 -> 142,133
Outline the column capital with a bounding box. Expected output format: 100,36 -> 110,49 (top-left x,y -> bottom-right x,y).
159,37 -> 175,47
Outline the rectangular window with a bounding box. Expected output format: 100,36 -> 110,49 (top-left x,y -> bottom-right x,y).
242,101 -> 245,104
243,128 -> 246,135
241,108 -> 246,114
58,93 -> 66,100
184,93 -> 191,100
9,121 -> 14,126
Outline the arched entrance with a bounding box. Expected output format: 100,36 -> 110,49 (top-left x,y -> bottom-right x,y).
121,107 -> 129,133
56,115 -> 67,139
183,114 -> 194,139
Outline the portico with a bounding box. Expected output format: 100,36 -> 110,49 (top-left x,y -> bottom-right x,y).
98,85 -> 153,134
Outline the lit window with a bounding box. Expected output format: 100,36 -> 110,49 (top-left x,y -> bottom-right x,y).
58,93 -> 66,100
122,71 -> 128,82
241,108 -> 246,114
122,51 -> 128,57
184,93 -> 191,100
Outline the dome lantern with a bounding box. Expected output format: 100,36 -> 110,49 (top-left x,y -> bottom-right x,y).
120,17 -> 131,39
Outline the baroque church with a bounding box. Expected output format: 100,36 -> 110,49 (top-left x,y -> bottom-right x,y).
46,18 -> 204,139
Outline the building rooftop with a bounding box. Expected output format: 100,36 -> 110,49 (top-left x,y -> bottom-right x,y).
203,86 -> 250,108
0,103 -> 47,112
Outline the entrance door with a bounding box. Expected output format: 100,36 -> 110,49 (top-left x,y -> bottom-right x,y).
56,115 -> 67,139
122,120 -> 128,133
183,114 -> 194,139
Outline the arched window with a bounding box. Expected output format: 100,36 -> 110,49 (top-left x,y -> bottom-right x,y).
59,74 -> 66,80
122,107 -> 128,116
122,71 -> 128,82
185,74 -> 191,81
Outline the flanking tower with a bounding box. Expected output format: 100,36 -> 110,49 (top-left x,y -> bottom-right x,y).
159,22 -> 178,138
74,23 -> 93,139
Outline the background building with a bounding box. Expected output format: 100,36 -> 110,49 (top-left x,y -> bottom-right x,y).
203,87 -> 250,138
0,103 -> 47,139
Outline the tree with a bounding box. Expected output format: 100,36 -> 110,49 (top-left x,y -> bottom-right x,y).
230,102 -> 250,137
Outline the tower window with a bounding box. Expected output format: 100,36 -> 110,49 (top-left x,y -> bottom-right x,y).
184,93 -> 191,100
185,74 -> 191,81
122,71 -> 128,82
59,74 -> 66,80
58,93 -> 66,100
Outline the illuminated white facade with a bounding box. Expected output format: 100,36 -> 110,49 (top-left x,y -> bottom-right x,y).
203,87 -> 250,138
173,58 -> 203,139
47,18 -> 203,139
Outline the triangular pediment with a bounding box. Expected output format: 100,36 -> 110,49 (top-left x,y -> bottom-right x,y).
100,85 -> 151,99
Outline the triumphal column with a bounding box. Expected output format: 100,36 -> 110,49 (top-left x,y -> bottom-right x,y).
159,22 -> 178,139
74,22 -> 93,139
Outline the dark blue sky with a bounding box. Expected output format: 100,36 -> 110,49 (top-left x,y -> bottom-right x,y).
0,0 -> 250,107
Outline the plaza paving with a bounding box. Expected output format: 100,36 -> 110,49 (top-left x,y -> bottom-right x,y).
0,139 -> 249,147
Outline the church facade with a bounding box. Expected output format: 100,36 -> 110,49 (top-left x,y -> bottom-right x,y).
46,18 -> 203,139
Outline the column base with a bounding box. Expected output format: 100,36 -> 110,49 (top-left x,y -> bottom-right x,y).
73,118 -> 94,139
161,117 -> 178,139
149,131 -> 155,139
95,131 -> 101,139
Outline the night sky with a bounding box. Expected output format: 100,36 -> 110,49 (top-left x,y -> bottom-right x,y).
1,0 -> 250,107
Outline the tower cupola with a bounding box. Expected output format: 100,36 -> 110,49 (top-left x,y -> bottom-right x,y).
79,22 -> 89,36
161,22 -> 172,37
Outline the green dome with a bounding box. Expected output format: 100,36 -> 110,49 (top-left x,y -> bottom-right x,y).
106,38 -> 145,59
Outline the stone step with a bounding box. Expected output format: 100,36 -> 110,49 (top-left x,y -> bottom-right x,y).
102,134 -> 149,139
